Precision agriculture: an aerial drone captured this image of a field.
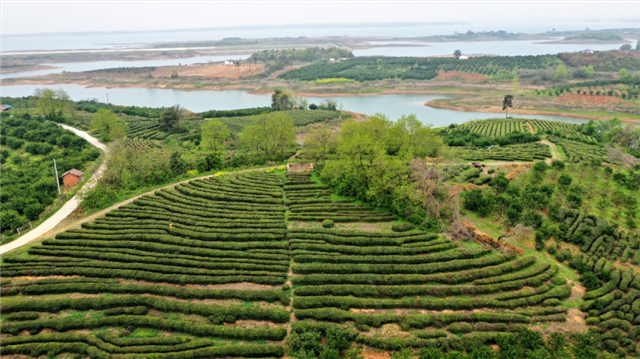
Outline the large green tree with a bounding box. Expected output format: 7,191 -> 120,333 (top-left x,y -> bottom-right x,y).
92,109 -> 128,142
33,88 -> 73,121
271,90 -> 295,111
502,94 -> 514,118
321,113 -> 444,218
553,64 -> 570,82
200,119 -> 230,157
240,112 -> 295,160
302,124 -> 336,169
159,105 -> 186,132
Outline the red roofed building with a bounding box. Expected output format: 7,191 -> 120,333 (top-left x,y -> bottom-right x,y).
61,169 -> 84,186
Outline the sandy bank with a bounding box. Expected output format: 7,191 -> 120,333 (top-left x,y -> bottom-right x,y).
532,39 -> 632,45
0,65 -> 61,74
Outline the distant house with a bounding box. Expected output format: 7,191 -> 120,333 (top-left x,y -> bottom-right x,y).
459,55 -> 469,60
61,169 -> 84,187
224,60 -> 234,66
328,58 -> 335,62
0,105 -> 13,111
287,163 -> 313,173
583,49 -> 595,54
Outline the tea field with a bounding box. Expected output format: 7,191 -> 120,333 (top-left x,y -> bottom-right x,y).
2,170 -> 638,357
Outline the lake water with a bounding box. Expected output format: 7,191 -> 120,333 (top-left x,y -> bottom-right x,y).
2,19 -> 632,52
1,54 -> 251,80
0,84 -> 590,127
354,39 -> 632,57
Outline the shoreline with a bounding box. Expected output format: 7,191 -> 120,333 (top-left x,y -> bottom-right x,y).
0,65 -> 61,74
3,78 -> 638,124
1,79 -> 479,96
532,39 -> 633,45
424,100 -> 640,124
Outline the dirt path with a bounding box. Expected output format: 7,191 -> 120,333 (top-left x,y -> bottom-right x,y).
540,139 -> 561,164
0,124 -> 107,255
1,165 -> 280,254
526,121 -> 535,135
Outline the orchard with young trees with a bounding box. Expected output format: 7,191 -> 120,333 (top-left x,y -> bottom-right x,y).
0,112 -> 101,236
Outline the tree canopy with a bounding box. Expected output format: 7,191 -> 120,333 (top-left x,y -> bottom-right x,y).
240,112 -> 296,161
502,94 -> 514,118
159,105 -> 186,132
271,90 -> 295,111
201,119 -> 230,156
320,113 -> 444,220
91,109 -> 128,142
32,88 -> 72,121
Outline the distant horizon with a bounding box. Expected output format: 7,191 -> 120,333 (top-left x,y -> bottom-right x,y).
3,1 -> 639,37
3,20 -> 638,39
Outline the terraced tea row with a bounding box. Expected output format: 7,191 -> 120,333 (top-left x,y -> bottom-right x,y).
454,142 -> 551,162
288,227 -> 572,350
285,173 -> 397,222
126,118 -> 169,140
0,171 -> 290,358
552,209 -> 640,356
546,135 -> 606,163
3,169 -> 634,357
451,118 -> 595,142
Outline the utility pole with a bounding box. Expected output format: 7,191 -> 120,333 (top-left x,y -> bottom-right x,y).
53,159 -> 61,195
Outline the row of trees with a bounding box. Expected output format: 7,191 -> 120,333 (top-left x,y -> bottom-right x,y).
618,39 -> 640,51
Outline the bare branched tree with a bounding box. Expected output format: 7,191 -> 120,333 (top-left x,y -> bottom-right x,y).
410,158 -> 445,220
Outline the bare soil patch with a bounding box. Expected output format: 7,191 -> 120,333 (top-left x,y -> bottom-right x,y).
232,319 -> 281,329
335,222 -> 391,232
154,64 -> 264,79
268,65 -> 304,78
436,71 -> 489,82
556,94 -> 623,105
531,308 -> 588,335
568,280 -> 586,300
363,347 -> 392,359
505,163 -> 531,180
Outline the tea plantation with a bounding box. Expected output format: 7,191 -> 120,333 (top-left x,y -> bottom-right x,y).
1,170 -> 638,357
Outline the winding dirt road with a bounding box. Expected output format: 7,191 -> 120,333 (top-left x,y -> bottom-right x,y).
0,124 -> 107,255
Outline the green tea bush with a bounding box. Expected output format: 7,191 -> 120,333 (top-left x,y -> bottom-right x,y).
322,219 -> 335,228
392,223 -> 416,232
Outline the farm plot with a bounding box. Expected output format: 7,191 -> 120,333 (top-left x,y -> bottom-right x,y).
546,135 -> 606,163
452,118 -> 595,142
126,118 -> 169,140
454,143 -> 551,162
0,171 -> 290,358
122,137 -> 164,149
452,118 -> 530,137
216,110 -> 341,134
551,209 -> 640,354
285,173 -> 397,222
527,119 -> 596,142
288,227 -> 572,350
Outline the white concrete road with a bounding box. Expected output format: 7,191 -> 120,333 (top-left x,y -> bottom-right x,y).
0,124 -> 107,255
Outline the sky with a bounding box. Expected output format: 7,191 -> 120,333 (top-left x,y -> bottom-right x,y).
1,0 -> 639,36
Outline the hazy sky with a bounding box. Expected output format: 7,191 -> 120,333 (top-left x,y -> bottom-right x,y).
2,1 -> 639,36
